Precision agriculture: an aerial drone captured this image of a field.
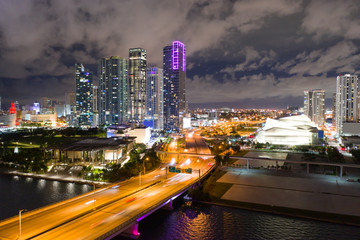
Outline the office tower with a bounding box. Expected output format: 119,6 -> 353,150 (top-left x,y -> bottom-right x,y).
14,101 -> 20,110
332,92 -> 336,126
92,85 -> 98,113
33,101 -> 40,114
335,74 -> 359,135
304,89 -> 325,126
92,85 -> 99,127
0,96 -> 1,110
129,48 -> 147,125
65,92 -> 76,106
75,63 -> 93,127
98,56 -> 128,126
65,92 -> 76,115
41,97 -> 52,109
163,41 -> 186,131
146,67 -> 164,130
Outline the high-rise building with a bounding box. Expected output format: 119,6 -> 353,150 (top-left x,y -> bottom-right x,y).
163,41 -> 186,131
14,101 -> 20,110
0,96 -> 2,111
129,48 -> 147,125
336,74 -> 359,135
75,63 -> 93,127
98,56 -> 128,126
41,97 -> 52,109
92,85 -> 99,127
146,67 -> 164,130
332,92 -> 336,126
65,92 -> 76,106
65,92 -> 76,115
92,85 -> 98,114
304,89 -> 325,126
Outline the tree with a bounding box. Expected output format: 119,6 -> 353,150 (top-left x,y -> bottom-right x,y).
214,155 -> 223,166
223,152 -> 230,165
350,149 -> 360,164
327,147 -> 345,163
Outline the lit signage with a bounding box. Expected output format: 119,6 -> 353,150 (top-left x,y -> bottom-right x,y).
172,41 -> 186,71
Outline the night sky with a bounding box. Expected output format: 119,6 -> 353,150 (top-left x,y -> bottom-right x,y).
0,0 -> 359,109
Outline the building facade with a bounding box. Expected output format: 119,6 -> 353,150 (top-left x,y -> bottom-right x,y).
336,74 -> 360,136
255,115 -> 318,146
75,63 -> 93,127
98,56 -> 129,126
163,41 -> 186,131
304,89 -> 325,127
92,85 -> 99,127
128,48 -> 147,125
146,67 -> 164,130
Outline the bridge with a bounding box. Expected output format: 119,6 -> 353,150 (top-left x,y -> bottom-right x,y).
157,151 -> 360,177
0,133 -> 213,240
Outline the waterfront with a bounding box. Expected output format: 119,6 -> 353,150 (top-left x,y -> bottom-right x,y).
1,174 -> 360,240
131,201 -> 360,240
0,174 -> 92,220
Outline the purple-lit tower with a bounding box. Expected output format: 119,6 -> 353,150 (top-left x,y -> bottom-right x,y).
163,41 -> 186,131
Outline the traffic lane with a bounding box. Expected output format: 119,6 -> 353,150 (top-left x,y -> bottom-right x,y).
32,173 -> 201,240
0,168 -> 167,239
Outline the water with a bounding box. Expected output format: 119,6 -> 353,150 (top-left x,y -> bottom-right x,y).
127,200 -> 360,240
1,174 -> 360,240
0,174 -> 92,219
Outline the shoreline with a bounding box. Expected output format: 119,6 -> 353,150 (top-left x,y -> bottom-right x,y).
199,167 -> 360,227
0,170 -> 109,187
196,199 -> 360,227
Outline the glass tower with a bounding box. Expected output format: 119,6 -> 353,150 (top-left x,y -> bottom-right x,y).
129,48 -> 147,125
146,67 -> 164,130
336,74 -> 359,135
75,63 -> 93,127
98,56 -> 129,126
163,41 -> 186,131
304,89 -> 325,127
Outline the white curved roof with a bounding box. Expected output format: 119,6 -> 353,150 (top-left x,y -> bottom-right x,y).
255,115 -> 318,145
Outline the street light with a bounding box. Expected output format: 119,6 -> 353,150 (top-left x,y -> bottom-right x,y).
19,209 -> 27,240
143,157 -> 149,174
92,183 -> 96,210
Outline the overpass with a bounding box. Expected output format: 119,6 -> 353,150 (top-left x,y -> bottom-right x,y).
0,133 -> 214,240
157,151 -> 360,177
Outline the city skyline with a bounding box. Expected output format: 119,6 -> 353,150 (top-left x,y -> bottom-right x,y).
1,1 -> 360,109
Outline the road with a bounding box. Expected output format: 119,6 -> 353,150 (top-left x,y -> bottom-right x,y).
0,133 -> 213,240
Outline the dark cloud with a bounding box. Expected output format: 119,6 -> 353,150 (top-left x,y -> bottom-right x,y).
0,0 -> 359,109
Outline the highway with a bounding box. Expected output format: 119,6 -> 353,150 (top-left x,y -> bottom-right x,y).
0,133 -> 213,240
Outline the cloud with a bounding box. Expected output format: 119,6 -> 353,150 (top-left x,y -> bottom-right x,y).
220,47 -> 277,75
276,41 -> 360,75
302,0 -> 360,40
0,0 -> 359,108
187,73 -> 335,104
0,0 -> 302,78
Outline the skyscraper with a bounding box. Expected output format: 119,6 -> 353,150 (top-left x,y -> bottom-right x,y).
332,92 -> 336,126
98,56 -> 128,126
146,67 -> 164,130
335,74 -> 359,135
129,48 -> 147,125
75,63 -> 93,127
92,85 -> 99,127
304,89 -> 325,127
163,41 -> 186,131
41,97 -> 52,109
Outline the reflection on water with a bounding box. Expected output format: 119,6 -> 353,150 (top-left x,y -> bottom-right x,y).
116,199 -> 360,240
0,174 -> 92,219
37,179 -> 46,191
2,174 -> 360,240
